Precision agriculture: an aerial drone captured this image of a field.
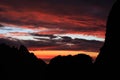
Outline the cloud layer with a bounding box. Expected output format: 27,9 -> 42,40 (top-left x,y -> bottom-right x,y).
0,36 -> 103,52
0,0 -> 115,51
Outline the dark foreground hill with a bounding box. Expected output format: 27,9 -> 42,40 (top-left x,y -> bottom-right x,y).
0,0 -> 120,79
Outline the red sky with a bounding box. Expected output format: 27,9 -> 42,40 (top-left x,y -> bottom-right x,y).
0,0 -> 116,62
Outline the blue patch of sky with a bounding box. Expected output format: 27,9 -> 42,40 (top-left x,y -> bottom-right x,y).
0,26 -> 36,34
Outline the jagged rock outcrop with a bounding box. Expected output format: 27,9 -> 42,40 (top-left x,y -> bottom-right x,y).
95,0 -> 120,65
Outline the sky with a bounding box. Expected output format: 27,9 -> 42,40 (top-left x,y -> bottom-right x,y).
0,0 -> 116,63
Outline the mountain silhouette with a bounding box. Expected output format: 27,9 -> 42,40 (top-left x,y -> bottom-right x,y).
94,0 -> 119,79
0,0 -> 119,79
0,43 -> 46,80
46,54 -> 93,79
95,0 -> 120,65
0,43 -> 94,79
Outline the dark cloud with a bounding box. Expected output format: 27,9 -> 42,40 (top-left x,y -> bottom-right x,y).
1,0 -> 115,17
31,33 -> 57,38
0,24 -> 4,27
24,37 -> 104,52
0,15 -> 105,34
61,36 -> 72,42
72,38 -> 103,52
0,0 -> 115,20
0,15 -> 42,26
0,8 -> 5,12
0,0 -> 114,52
0,38 -> 22,47
0,36 -> 103,52
0,0 -> 116,35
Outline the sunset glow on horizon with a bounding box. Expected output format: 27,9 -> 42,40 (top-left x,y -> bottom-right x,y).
0,0 -> 115,63
30,50 -> 98,63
